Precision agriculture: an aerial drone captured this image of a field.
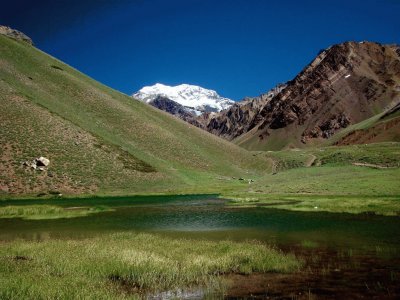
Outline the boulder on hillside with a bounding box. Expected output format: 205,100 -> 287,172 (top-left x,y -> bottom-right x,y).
22,156 -> 50,171
36,157 -> 50,167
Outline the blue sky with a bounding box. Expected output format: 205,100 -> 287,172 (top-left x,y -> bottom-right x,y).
1,0 -> 399,100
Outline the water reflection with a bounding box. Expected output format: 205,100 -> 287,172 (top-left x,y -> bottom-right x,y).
0,194 -> 399,252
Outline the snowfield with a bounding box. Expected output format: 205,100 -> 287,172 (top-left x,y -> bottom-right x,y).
133,83 -> 234,114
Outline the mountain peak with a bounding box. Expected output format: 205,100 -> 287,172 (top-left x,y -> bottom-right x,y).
133,83 -> 234,114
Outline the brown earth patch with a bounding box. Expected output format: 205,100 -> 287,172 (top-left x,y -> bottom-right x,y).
224,247 -> 400,299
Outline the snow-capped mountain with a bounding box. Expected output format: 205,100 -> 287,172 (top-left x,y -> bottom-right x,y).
133,83 -> 234,115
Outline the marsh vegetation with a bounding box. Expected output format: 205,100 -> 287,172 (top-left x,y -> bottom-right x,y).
0,195 -> 399,298
0,232 -> 300,299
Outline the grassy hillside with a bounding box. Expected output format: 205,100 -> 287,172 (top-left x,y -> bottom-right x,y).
222,142 -> 400,215
330,106 -> 400,146
0,35 -> 270,196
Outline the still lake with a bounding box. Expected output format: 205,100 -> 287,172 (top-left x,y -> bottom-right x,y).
1,194 -> 399,298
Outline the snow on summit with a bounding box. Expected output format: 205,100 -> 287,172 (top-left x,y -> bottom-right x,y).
133,83 -> 234,114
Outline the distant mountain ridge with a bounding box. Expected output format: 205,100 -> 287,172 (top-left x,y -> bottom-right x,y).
135,42 -> 400,150
203,83 -> 287,140
201,41 -> 400,150
133,83 -> 234,116
143,95 -> 205,128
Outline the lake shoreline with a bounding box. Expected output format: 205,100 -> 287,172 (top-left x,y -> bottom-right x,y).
1,192 -> 399,216
0,232 -> 301,299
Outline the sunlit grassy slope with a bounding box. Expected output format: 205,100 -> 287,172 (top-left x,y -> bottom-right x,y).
222,142 -> 400,215
0,35 -> 270,196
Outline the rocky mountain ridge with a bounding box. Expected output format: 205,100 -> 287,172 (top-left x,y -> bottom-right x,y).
146,95 -> 204,127
203,83 -> 287,140
205,41 -> 400,150
0,25 -> 33,45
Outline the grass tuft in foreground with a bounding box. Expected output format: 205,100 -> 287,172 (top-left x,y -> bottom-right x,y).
0,233 -> 301,299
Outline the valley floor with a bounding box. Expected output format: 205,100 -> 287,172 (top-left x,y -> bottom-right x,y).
2,142 -> 400,216
0,142 -> 399,298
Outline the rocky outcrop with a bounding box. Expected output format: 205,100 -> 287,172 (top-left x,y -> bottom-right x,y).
202,42 -> 400,150
147,96 -> 204,127
202,84 -> 287,140
23,157 -> 50,171
0,26 -> 33,45
36,157 -> 50,167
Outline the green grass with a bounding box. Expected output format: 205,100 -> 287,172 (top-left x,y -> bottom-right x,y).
227,194 -> 400,216
316,143 -> 400,167
222,143 -> 400,215
300,240 -> 319,248
0,205 -> 112,220
0,233 -> 301,299
262,142 -> 400,171
224,160 -> 400,215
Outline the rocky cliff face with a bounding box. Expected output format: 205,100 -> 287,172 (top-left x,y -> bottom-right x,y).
203,84 -> 287,140
0,26 -> 33,45
147,96 -> 204,127
203,42 -> 400,150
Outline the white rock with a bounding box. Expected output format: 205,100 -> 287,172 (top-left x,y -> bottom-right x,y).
36,157 -> 50,167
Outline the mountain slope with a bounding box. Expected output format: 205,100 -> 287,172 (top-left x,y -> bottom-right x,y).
144,95 -> 205,127
204,84 -> 287,140
204,42 -> 400,150
332,102 -> 400,145
0,33 -> 269,196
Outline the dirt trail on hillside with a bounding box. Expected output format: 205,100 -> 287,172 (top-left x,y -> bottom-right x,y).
352,162 -> 395,169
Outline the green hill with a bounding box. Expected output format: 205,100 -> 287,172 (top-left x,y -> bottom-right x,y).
0,35 -> 270,196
